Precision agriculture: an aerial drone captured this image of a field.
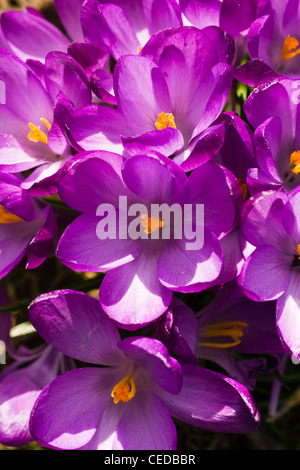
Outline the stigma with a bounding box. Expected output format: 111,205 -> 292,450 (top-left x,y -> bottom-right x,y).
155,112 -> 176,130
199,321 -> 248,349
111,374 -> 136,404
141,215 -> 164,234
0,205 -> 23,224
290,151 -> 300,174
281,35 -> 300,61
27,118 -> 51,144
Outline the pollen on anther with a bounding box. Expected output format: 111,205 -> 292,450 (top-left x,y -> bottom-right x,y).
281,35 -> 300,61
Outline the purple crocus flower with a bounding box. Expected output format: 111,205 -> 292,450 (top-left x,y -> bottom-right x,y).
243,78 -> 300,195
56,150 -> 239,328
0,48 -> 91,195
0,172 -> 58,278
238,189 -> 300,361
28,290 -> 260,450
68,26 -> 233,171
235,0 -> 300,86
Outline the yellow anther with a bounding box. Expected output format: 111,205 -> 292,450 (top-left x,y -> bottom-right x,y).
281,35 -> 300,61
155,112 -> 176,130
199,321 -> 248,349
237,178 -> 248,200
27,118 -> 51,144
111,375 -> 136,404
0,205 -> 23,224
290,150 -> 300,174
297,245 -> 300,258
140,214 -> 164,234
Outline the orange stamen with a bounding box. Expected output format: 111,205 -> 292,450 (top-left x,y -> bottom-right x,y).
281,35 -> 300,61
155,112 -> 176,130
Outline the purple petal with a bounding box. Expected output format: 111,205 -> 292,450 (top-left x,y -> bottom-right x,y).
238,244 -> 291,301
56,214 -> 143,272
28,290 -> 123,366
113,391 -> 177,450
44,51 -> 91,109
158,230 -> 223,289
58,151 -> 128,213
67,104 -> 131,153
234,58 -> 278,87
122,128 -> 184,158
121,154 -> 187,205
98,3 -> 140,59
118,336 -> 182,394
30,368 -> 116,450
276,269 -> 300,360
26,206 -> 58,269
181,122 -> 226,171
187,161 -> 237,238
180,0 -> 221,29
1,9 -> 69,62
114,55 -> 172,135
99,247 -> 173,329
159,364 -> 260,432
54,0 -> 84,42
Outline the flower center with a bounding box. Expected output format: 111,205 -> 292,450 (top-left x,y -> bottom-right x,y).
111,374 -> 136,404
199,321 -> 248,349
290,150 -> 300,174
281,35 -> 300,61
27,118 -> 51,144
155,112 -> 176,131
0,205 -> 23,224
140,214 -> 164,234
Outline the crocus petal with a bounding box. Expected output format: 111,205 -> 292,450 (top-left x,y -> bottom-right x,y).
28,290 -> 124,366
30,368 -> 117,450
122,128 -> 184,158
113,55 -> 172,135
0,371 -> 42,446
113,391 -> 177,450
0,218 -> 41,280
0,347 -> 60,446
1,9 -> 69,62
159,364 -> 260,433
276,269 -> 300,360
54,0 -> 84,42
180,122 -> 226,171
158,230 -> 223,289
0,134 -> 40,173
180,0 -> 221,29
67,104 -> 132,153
98,3 -> 141,59
234,58 -> 278,87
0,172 -> 36,221
0,49 -> 53,126
240,190 -> 289,248
121,154 -> 187,205
57,213 -> 143,272
238,244 -> 292,301
58,151 -> 128,213
26,206 -> 58,269
253,117 -> 282,182
99,246 -> 173,329
187,160 -> 237,238
155,27 -> 220,142
118,336 -> 182,394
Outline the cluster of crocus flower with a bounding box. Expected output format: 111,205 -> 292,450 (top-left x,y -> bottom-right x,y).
0,0 -> 299,451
